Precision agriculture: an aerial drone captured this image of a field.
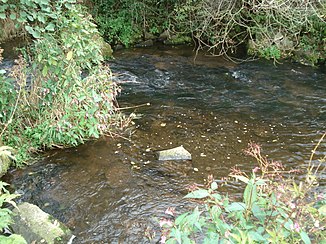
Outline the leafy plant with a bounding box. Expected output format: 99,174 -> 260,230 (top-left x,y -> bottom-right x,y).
89,0 -> 326,64
0,1 -> 126,167
160,137 -> 326,243
0,181 -> 27,243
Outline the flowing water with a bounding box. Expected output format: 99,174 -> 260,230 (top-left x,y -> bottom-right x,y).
4,45 -> 326,243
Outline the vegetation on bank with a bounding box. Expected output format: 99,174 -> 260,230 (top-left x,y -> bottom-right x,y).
0,0 -> 124,169
90,0 -> 325,65
0,0 -> 122,241
0,181 -> 26,243
160,138 -> 326,243
0,0 -> 325,242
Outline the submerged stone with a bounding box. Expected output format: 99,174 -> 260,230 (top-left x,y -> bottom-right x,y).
158,146 -> 192,161
12,202 -> 74,244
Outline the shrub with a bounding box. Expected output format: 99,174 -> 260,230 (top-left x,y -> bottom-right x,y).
0,1 -> 124,166
89,0 -> 325,64
160,136 -> 326,243
90,0 -> 175,46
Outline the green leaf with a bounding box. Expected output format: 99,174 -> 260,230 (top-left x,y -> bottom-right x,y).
66,51 -> 73,61
204,231 -> 220,244
175,212 -> 189,225
244,180 -> 257,207
25,26 -> 41,38
211,181 -> 218,190
318,204 -> 326,216
225,202 -> 246,212
37,14 -> 46,23
9,13 -> 16,20
45,22 -> 55,31
184,189 -> 210,199
0,13 -> 6,19
211,193 -> 222,201
27,14 -> 34,21
255,178 -> 267,185
42,65 -> 48,76
251,203 -> 265,222
0,234 -> 27,244
300,231 -> 311,244
248,231 -> 266,242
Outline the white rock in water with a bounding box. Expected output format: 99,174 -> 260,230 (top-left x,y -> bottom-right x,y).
158,145 -> 192,161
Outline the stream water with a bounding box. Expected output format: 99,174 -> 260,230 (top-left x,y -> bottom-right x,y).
4,45 -> 326,243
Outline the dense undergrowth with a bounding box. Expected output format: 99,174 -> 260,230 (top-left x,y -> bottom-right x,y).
0,0 -> 124,241
0,0 -> 124,167
160,137 -> 326,243
90,0 -> 325,65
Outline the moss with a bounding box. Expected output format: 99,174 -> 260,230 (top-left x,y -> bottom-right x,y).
164,35 -> 192,45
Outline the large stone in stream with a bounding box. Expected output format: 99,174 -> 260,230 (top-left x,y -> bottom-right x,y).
158,146 -> 192,161
12,202 -> 74,244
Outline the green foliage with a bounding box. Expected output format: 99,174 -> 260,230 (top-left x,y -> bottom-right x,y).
258,45 -> 281,61
0,181 -> 27,243
161,142 -> 326,243
89,0 -> 325,64
90,0 -> 176,46
0,1 -> 124,166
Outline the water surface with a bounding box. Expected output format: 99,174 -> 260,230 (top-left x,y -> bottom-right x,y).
7,45 -> 326,243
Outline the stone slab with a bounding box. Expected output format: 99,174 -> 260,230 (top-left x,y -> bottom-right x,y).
158,146 -> 192,161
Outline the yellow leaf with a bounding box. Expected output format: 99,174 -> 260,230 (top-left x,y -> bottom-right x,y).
66,51 -> 73,61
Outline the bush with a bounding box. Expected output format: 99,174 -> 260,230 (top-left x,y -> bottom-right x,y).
0,1 -> 124,166
160,136 -> 326,243
90,0 -> 175,46
89,0 -> 325,64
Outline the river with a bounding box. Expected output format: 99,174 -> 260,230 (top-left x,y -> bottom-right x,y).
5,45 -> 326,243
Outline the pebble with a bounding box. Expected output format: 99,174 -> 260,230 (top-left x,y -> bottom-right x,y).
193,168 -> 199,172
